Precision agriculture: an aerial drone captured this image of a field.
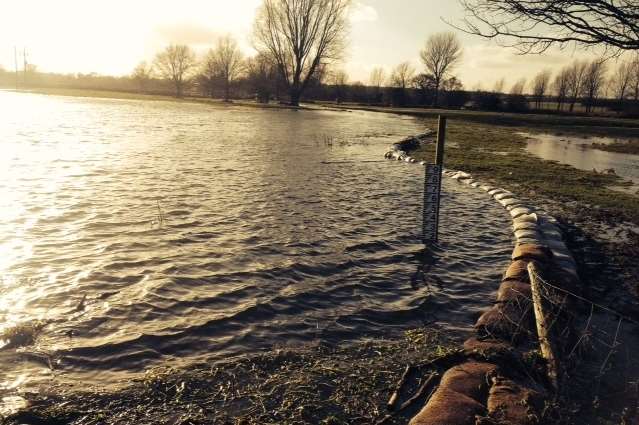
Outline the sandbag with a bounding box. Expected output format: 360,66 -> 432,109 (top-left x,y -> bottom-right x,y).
503,260 -> 530,282
512,244 -> 552,262
496,280 -> 531,304
475,303 -> 534,341
409,387 -> 485,425
463,337 -> 510,356
487,377 -> 541,425
439,361 -> 497,402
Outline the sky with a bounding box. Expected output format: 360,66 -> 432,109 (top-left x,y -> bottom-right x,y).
0,0 -> 602,90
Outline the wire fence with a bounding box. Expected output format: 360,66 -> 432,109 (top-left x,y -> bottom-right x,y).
527,266 -> 639,399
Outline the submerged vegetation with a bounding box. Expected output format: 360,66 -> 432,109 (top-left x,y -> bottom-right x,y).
0,320 -> 48,350
2,329 -> 458,425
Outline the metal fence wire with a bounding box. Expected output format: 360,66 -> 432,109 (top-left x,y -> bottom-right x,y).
526,266 -> 639,400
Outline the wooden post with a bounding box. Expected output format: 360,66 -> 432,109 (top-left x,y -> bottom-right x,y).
435,115 -> 446,166
528,261 -> 560,392
14,46 -> 19,91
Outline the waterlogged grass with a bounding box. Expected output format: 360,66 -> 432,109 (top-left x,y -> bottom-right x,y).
331,103 -> 639,138
410,119 -> 639,224
592,139 -> 639,155
3,329 -> 459,425
0,320 -> 48,349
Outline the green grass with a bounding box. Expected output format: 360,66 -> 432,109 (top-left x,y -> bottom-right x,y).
592,139 -> 639,155
411,119 -> 639,223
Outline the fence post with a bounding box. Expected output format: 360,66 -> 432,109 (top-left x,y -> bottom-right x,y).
528,261 -> 560,392
436,116 -> 446,167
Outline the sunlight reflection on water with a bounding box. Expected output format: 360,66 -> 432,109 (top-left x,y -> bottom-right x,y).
523,132 -> 639,185
0,91 -> 513,406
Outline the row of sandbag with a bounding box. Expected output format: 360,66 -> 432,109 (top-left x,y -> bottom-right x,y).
408,169 -> 580,425
446,169 -> 578,280
383,131 -> 435,164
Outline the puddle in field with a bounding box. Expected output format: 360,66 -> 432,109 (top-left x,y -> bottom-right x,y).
523,132 -> 639,188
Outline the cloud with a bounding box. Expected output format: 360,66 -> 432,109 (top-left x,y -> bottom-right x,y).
457,43 -> 599,88
350,2 -> 378,23
153,23 -> 220,46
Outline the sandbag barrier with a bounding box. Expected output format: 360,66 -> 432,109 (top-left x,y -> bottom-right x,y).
383,145 -> 580,425
383,131 -> 436,163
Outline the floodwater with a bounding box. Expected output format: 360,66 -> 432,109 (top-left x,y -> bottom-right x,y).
0,91 -> 512,401
524,132 -> 639,185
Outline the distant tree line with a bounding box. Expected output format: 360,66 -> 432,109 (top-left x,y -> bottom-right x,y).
471,56 -> 639,116
2,0 -> 638,117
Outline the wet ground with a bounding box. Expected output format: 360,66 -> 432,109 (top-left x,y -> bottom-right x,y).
523,132 -> 639,188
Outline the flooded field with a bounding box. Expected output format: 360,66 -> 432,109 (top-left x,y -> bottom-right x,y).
0,91 -> 512,401
524,132 -> 639,185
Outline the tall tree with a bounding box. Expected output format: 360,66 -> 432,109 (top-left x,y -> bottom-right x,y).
531,69 -> 552,109
153,44 -> 197,97
390,62 -> 415,106
246,53 -> 278,103
553,67 -> 570,111
420,32 -> 462,106
330,69 -> 349,103
610,60 -> 634,100
198,49 -> 219,98
369,67 -> 386,104
211,35 -> 244,101
631,55 -> 639,101
252,0 -> 351,106
390,62 -> 415,89
510,78 -> 526,96
458,0 -> 639,54
566,60 -> 587,112
131,61 -> 152,93
506,78 -> 529,111
581,60 -> 607,113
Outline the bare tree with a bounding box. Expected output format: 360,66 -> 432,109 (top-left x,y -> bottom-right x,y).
553,67 -> 570,111
610,60 -> 634,100
369,67 -> 385,103
420,32 -> 462,106
132,61 -> 152,93
566,60 -> 587,112
505,78 -> 529,111
457,0 -> 639,54
581,60 -> 607,113
390,62 -> 416,90
252,0 -> 351,106
493,78 -> 505,94
631,55 -> 639,101
197,50 -> 219,98
531,69 -> 552,109
154,44 -> 197,97
510,78 -> 526,96
390,62 -> 416,106
211,35 -> 245,101
510,78 -> 528,111
246,53 -> 278,103
330,69 -> 349,103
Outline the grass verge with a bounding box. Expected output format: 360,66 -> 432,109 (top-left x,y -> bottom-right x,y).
406,118 -> 639,224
